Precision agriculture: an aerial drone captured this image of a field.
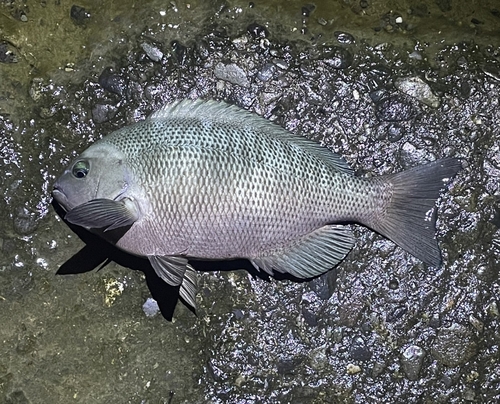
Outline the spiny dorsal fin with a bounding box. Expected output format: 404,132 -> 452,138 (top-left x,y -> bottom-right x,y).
148,99 -> 353,175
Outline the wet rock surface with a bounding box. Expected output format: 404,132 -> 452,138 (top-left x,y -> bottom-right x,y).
1,0 -> 500,403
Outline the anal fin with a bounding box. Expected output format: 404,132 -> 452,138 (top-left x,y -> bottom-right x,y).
179,268 -> 198,310
251,225 -> 354,279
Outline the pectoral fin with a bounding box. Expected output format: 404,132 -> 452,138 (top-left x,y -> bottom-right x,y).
251,224 -> 355,279
65,198 -> 139,231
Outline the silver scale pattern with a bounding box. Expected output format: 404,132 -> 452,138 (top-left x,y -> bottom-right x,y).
100,101 -> 382,259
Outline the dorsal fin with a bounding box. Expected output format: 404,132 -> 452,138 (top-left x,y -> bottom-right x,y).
148,99 -> 353,175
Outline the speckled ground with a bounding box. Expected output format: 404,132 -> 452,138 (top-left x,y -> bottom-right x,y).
1,0 -> 499,403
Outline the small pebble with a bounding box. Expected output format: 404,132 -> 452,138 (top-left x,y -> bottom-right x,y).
13,208 -> 38,235
98,67 -> 126,96
141,42 -> 163,62
215,62 -> 250,87
321,46 -> 353,69
247,23 -> 268,39
347,364 -> 362,375
431,323 -> 478,367
334,31 -> 355,44
349,336 -> 372,361
92,104 -> 117,124
257,63 -> 276,82
401,345 -> 425,380
142,298 -> 160,317
395,76 -> 440,108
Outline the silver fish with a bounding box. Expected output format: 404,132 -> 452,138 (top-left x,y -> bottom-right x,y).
53,99 -> 462,308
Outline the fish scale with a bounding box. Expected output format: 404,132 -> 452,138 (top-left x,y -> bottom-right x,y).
53,99 -> 462,309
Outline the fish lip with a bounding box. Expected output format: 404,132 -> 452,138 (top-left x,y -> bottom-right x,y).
52,186 -> 70,212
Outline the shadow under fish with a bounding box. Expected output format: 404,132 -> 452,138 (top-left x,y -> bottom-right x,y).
52,199 -> 313,321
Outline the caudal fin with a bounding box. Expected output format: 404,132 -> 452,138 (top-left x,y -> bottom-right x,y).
369,158 -> 462,266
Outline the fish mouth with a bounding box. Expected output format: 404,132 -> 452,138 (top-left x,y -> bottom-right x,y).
52,186 -> 70,212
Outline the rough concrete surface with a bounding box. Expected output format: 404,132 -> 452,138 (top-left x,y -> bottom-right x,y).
1,0 -> 499,403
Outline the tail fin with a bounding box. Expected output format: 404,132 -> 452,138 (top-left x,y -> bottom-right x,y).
369,158 -> 462,266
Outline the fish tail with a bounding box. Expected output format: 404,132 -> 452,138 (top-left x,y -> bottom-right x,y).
367,158 -> 462,266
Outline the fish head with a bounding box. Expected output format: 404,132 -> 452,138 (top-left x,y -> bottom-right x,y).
53,142 -> 132,213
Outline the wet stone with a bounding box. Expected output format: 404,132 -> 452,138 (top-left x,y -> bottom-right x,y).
12,8 -> 28,22
299,62 -> 320,78
247,23 -> 268,39
431,324 -> 478,367
376,96 -> 417,122
142,298 -> 160,317
308,346 -> 327,370
309,270 -> 337,300
394,76 -> 440,108
98,67 -> 126,96
214,62 -> 250,87
0,43 -> 17,63
91,104 -> 117,124
401,345 -> 425,381
435,0 -> 452,12
369,89 -> 387,103
459,80 -> 472,98
386,305 -> 408,322
301,306 -> 318,327
257,63 -> 276,82
334,31 -> 355,45
371,362 -> 386,377
70,5 -> 90,24
195,40 -> 211,60
277,358 -> 301,375
301,4 -> 316,17
6,390 -> 30,404
171,40 -> 189,65
141,42 -> 163,63
349,336 -> 372,361
273,59 -> 289,70
386,123 -> 405,142
321,46 -> 353,69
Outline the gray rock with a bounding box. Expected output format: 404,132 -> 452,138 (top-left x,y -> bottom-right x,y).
214,62 -> 250,87
91,104 -> 117,124
321,46 -> 353,69
257,63 -> 276,82
395,76 -> 441,108
349,336 -> 372,361
98,67 -> 126,96
401,345 -> 425,380
142,298 -> 160,317
431,324 -> 478,367
141,42 -> 164,62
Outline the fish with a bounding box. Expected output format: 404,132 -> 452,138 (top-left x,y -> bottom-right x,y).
52,99 -> 462,310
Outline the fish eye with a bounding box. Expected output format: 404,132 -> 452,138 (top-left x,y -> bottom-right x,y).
72,160 -> 90,179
